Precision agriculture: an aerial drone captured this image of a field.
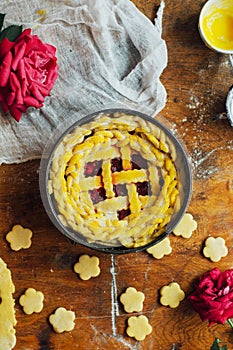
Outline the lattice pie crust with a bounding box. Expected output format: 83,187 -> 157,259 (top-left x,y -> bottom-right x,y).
48,111 -> 180,248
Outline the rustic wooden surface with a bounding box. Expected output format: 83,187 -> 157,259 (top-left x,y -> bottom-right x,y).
0,1 -> 233,349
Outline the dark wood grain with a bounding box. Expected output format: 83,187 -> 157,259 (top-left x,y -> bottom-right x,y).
1,1 -> 233,349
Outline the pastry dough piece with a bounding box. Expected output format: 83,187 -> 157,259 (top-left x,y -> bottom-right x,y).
126,315 -> 152,341
0,258 -> 17,350
147,237 -> 172,259
19,288 -> 44,315
49,307 -> 75,333
173,213 -> 197,238
160,282 -> 185,308
73,255 -> 100,280
120,287 -> 145,313
203,236 -> 228,262
6,225 -> 33,251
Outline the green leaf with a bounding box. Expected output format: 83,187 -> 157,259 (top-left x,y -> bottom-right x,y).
0,24 -> 22,42
0,13 -> 6,31
211,338 -> 228,350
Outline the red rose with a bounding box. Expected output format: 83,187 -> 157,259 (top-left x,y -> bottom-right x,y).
189,267 -> 233,326
0,28 -> 58,121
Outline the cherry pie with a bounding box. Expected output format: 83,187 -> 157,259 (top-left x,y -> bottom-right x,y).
48,111 -> 180,248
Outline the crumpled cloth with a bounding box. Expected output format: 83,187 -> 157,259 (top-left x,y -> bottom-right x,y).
0,0 -> 167,165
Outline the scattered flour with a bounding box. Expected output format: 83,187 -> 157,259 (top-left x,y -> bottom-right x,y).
110,255 -> 119,337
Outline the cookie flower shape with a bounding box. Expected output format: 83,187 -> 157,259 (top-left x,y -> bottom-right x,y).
0,13 -> 58,121
160,282 -> 185,308
49,307 -> 76,333
126,315 -> 152,341
173,213 -> 197,238
73,255 -> 100,280
120,287 -> 145,313
203,236 -> 228,262
189,268 -> 233,349
6,224 -> 32,251
147,237 -> 172,259
19,288 -> 44,315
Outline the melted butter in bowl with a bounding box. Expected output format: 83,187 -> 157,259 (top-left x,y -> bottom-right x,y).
199,0 -> 233,53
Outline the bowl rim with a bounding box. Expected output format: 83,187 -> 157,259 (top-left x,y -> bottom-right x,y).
39,108 -> 192,254
198,0 -> 233,54
226,85 -> 233,126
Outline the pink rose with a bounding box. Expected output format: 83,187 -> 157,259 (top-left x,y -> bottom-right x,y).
0,28 -> 58,121
189,267 -> 233,326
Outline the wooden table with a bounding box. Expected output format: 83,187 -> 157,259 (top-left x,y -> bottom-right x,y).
1,1 -> 233,349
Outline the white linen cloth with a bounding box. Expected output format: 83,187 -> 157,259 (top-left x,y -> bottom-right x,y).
0,0 -> 167,164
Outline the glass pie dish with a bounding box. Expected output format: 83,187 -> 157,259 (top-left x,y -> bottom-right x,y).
39,108 -> 192,253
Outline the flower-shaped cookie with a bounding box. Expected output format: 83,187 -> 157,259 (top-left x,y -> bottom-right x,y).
160,282 -> 185,308
146,237 -> 172,259
173,213 -> 197,238
120,287 -> 145,313
6,225 -> 33,251
19,288 -> 44,315
203,236 -> 228,262
73,255 -> 100,280
49,307 -> 75,333
126,315 -> 152,341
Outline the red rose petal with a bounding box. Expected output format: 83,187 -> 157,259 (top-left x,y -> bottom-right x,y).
9,104 -> 27,122
24,95 -> 43,108
31,85 -> 45,101
7,91 -> 16,106
15,28 -> 31,44
0,38 -> 14,60
0,28 -> 58,121
0,51 -> 13,87
12,41 -> 27,71
189,267 -> 233,326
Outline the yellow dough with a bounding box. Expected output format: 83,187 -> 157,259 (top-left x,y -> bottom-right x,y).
73,255 -> 100,280
19,288 -> 44,315
126,315 -> 152,341
49,307 -> 75,333
147,237 -> 172,259
0,258 -> 17,350
6,225 -> 33,251
203,236 -> 228,262
120,287 -> 145,313
160,282 -> 185,308
173,213 -> 197,238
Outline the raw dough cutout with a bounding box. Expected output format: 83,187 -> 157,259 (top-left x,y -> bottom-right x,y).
120,287 -> 145,313
73,255 -> 100,280
126,315 -> 152,341
6,225 -> 32,251
160,282 -> 185,308
203,236 -> 228,262
173,213 -> 197,238
19,288 -> 44,315
146,237 -> 172,259
0,257 -> 17,350
49,307 -> 75,333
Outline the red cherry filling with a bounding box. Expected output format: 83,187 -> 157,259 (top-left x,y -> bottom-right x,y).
118,208 -> 131,220
136,181 -> 150,196
84,160 -> 102,177
111,158 -> 123,172
89,187 -> 106,204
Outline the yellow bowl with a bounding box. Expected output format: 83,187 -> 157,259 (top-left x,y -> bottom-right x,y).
199,0 -> 233,54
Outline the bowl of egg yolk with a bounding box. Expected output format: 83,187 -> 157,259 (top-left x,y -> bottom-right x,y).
199,0 -> 233,54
